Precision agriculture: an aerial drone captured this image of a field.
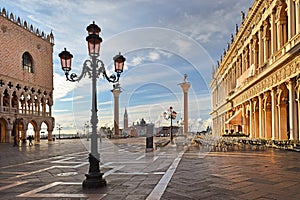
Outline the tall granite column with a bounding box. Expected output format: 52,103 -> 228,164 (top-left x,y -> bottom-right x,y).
111,84 -> 122,138
179,74 -> 190,136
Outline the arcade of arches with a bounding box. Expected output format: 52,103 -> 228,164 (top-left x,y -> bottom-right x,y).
0,78 -> 54,143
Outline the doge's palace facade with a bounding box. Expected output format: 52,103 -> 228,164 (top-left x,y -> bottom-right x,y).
0,8 -> 54,143
211,0 -> 300,141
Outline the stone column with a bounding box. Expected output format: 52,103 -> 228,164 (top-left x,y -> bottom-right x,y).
287,0 -> 296,38
287,79 -> 298,140
277,85 -> 289,140
7,129 -> 12,143
254,100 -> 259,138
111,85 -> 122,137
297,89 -> 300,141
259,94 -> 264,138
47,129 -> 52,142
264,96 -> 272,139
249,41 -> 253,67
252,36 -> 259,74
179,74 -> 191,136
259,26 -> 264,67
271,9 -> 277,54
296,0 -> 300,34
263,20 -> 269,62
0,92 -> 2,112
249,100 -> 253,138
271,88 -> 278,140
38,97 -> 41,116
35,127 -> 41,142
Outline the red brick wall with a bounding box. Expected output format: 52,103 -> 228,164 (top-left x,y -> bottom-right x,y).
0,15 -> 53,90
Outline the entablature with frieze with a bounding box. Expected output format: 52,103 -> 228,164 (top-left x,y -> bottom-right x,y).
229,56 -> 300,107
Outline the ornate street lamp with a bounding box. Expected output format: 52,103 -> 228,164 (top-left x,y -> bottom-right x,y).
85,121 -> 90,141
56,124 -> 62,139
59,21 -> 126,188
163,106 -> 177,143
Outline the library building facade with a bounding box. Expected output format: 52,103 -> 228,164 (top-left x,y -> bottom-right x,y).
211,0 -> 300,141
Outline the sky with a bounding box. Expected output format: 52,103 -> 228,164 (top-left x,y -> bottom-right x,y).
0,0 -> 254,135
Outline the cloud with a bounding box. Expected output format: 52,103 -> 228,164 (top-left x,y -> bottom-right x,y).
59,96 -> 84,102
53,73 -> 75,101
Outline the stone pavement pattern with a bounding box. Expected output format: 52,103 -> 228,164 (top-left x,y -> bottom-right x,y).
162,146 -> 300,200
0,138 -> 300,199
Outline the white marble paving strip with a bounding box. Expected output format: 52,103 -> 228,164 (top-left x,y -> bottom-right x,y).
113,172 -> 165,175
0,151 -> 87,169
8,166 -> 55,180
0,171 -> 26,175
17,182 -> 62,197
103,165 -> 125,178
51,157 -> 76,163
136,155 -> 145,160
17,181 -> 106,199
53,161 -> 89,168
146,150 -> 185,200
0,181 -> 28,191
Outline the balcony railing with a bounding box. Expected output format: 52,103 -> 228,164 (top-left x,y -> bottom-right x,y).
0,106 -> 51,117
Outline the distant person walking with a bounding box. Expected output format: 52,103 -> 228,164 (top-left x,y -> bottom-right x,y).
13,136 -> 17,147
28,135 -> 33,146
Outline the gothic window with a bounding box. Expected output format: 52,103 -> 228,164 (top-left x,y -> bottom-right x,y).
22,52 -> 33,73
3,89 -> 9,107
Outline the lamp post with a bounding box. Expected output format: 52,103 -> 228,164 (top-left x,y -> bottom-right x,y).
58,21 -> 126,188
13,113 -> 22,146
163,106 -> 177,143
56,124 -> 62,139
85,121 -> 89,141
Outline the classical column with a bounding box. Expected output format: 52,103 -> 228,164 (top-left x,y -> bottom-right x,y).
271,9 -> 277,54
258,94 -> 264,138
241,105 -> 246,134
264,94 -> 272,139
259,26 -> 264,67
111,84 -> 122,137
0,92 -> 3,113
297,88 -> 300,141
271,88 -> 278,140
287,79 -> 298,140
296,0 -> 300,34
9,92 -> 13,113
249,41 -> 253,67
253,100 -> 259,138
252,35 -> 259,73
179,74 -> 191,136
38,97 -> 41,116
277,86 -> 288,140
276,12 -> 282,49
263,20 -> 270,61
249,100 -> 253,138
288,0 -> 296,38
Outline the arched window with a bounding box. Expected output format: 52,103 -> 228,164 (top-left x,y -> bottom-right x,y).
22,52 -> 33,73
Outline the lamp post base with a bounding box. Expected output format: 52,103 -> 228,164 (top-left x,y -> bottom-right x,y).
82,172 -> 106,188
82,153 -> 107,188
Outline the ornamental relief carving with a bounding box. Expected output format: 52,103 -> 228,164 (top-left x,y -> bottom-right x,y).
232,59 -> 300,106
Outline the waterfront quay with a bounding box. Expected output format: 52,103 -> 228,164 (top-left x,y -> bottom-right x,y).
0,137 -> 300,200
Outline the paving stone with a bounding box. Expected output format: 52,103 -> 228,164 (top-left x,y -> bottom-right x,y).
1,138 -> 300,199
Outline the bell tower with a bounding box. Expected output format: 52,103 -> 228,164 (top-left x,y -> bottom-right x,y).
124,107 -> 128,129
